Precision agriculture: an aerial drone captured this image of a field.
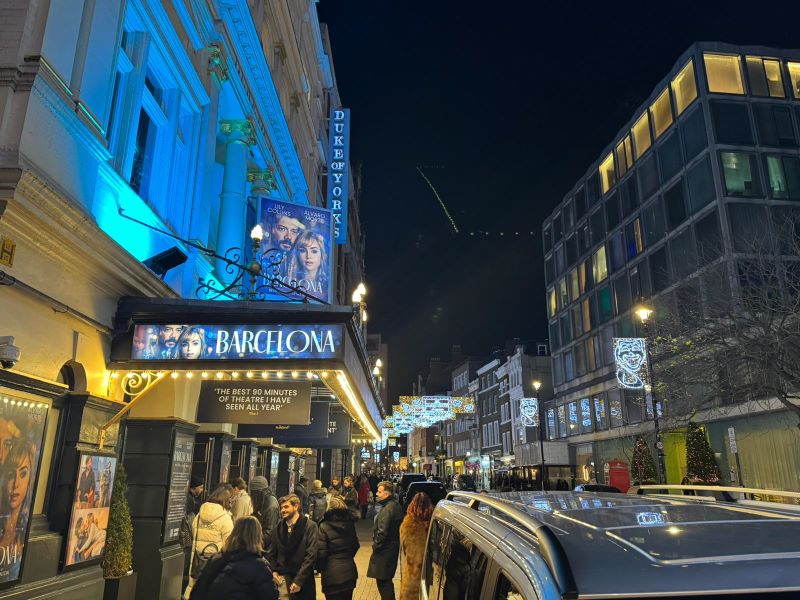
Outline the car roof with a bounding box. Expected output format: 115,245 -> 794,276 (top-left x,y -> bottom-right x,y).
436,491 -> 800,597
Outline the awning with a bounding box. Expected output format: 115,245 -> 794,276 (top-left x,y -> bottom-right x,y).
108,297 -> 383,440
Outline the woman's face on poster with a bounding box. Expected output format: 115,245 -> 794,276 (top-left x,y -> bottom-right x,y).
0,419 -> 17,465
299,239 -> 321,275
180,332 -> 203,360
7,453 -> 30,511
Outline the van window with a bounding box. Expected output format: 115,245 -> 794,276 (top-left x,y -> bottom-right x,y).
440,527 -> 489,600
495,571 -> 523,600
424,519 -> 448,600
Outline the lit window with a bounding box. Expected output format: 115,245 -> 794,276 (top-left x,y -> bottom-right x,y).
616,136 -> 633,177
599,153 -> 616,194
788,62 -> 800,99
721,151 -> 761,197
582,297 -> 592,331
569,268 -> 579,300
745,56 -> 785,98
671,59 -> 698,115
558,278 -> 569,309
578,262 -> 588,294
632,112 -> 652,159
650,89 -> 673,139
704,53 -> 744,94
548,288 -> 557,317
592,246 -> 608,284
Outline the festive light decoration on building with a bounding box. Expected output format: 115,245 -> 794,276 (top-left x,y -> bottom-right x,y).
519,398 -> 539,427
383,396 -> 475,438
613,337 -> 649,389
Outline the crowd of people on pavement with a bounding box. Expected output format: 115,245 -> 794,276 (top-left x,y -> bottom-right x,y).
180,472 -> 428,600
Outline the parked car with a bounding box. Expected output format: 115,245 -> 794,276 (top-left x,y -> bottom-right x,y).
422,488 -> 800,599
398,472 -> 427,502
403,481 -> 448,509
451,474 -> 476,491
573,483 -> 620,493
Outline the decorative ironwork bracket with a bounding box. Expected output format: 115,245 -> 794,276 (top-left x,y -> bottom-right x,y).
99,371 -> 167,449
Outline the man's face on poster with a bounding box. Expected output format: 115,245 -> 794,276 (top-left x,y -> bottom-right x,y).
132,328 -> 147,352
159,325 -> 184,350
85,456 -> 93,473
270,216 -> 303,252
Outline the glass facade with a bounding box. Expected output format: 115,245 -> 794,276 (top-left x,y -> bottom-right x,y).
542,43 -> 800,442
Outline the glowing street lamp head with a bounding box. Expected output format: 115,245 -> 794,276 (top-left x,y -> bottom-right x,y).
635,305 -> 654,323
372,366 -> 381,376
533,380 -> 542,392
375,358 -> 383,368
250,224 -> 264,241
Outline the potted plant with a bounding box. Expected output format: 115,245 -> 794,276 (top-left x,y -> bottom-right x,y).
102,464 -> 137,600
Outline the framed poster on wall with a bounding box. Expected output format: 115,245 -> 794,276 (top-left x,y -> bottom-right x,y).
64,452 -> 118,568
0,399 -> 49,584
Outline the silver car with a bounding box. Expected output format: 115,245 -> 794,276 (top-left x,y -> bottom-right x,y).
422,487 -> 800,599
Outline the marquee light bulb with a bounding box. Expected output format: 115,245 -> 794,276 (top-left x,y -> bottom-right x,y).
306,372 -> 313,379
232,372 -> 239,378
111,372 -> 119,379
216,372 -> 223,379
156,372 -> 164,378
202,372 -> 209,378
291,371 -> 299,379
261,371 -> 268,379
186,372 -> 194,379
170,372 -> 179,379
143,373 -> 150,379
246,372 -> 254,379
277,372 -> 284,378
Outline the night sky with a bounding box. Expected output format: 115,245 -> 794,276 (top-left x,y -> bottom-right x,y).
317,1 -> 800,400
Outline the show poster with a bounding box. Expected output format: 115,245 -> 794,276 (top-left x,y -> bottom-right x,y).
130,323 -> 343,361
0,400 -> 48,583
196,381 -> 312,425
163,431 -> 194,543
316,409 -> 352,449
65,453 -> 117,567
238,401 -> 328,439
258,198 -> 333,303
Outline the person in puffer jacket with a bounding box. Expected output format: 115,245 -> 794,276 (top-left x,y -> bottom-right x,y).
316,497 -> 360,600
184,484 -> 234,599
189,516 -> 278,600
308,480 -> 328,523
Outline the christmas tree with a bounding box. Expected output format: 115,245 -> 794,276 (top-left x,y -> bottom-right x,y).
685,422 -> 721,483
631,434 -> 657,483
102,464 -> 133,578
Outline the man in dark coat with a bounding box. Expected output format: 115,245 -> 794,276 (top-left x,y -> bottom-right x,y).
294,477 -> 310,515
266,494 -> 318,600
368,473 -> 380,506
367,481 -> 404,600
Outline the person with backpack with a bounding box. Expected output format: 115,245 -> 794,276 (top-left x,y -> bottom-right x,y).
316,497 -> 359,600
250,476 -> 280,548
184,484 -> 234,599
308,479 -> 328,523
189,516 -> 278,600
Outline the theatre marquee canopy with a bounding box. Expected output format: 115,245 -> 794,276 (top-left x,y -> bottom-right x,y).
109,297 -> 383,440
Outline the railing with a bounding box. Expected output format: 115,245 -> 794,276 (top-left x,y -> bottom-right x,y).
631,484 -> 800,505
445,491 -> 578,600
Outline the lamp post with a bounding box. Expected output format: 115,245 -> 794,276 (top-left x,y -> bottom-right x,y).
248,225 -> 264,299
635,305 -> 667,484
533,379 -> 545,491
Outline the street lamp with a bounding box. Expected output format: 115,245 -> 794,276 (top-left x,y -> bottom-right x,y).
532,379 -> 545,491
635,304 -> 667,484
247,225 -> 264,298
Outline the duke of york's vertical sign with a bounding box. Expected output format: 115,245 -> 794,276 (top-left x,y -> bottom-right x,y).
327,108 -> 350,244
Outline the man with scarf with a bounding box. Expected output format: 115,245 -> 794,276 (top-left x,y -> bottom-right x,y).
267,494 -> 318,600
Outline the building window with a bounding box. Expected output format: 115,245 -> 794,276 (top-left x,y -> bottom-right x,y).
788,62 -> 800,99
695,210 -> 722,264
650,246 -> 671,293
557,405 -> 567,438
592,246 -> 608,284
558,277 -> 569,309
579,260 -> 590,294
753,105 -> 797,148
547,409 -> 557,440
568,401 -> 579,434
590,209 -> 605,246
643,197 -> 666,245
608,391 -> 625,427
650,88 -> 673,139
625,218 -> 644,258
638,153 -> 660,200
613,274 -> 631,315
597,285 -> 613,323
616,135 -> 634,177
680,105 -> 707,161
687,155 -> 716,214
599,153 -> 616,194
671,59 -> 698,115
548,287 -> 557,317
593,395 -> 608,430
745,56 -> 785,98
586,336 -> 597,370
580,398 -> 593,433
765,155 -> 800,200
711,101 -> 754,145
704,53 -> 745,95
581,297 -> 592,332
671,227 -> 697,279
658,132 -> 683,183
665,180 -> 687,231
572,305 -> 583,336
721,151 -> 762,197
632,112 -> 652,159
569,268 -> 579,300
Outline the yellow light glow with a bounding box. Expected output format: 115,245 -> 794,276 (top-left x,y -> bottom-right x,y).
186,372 -> 194,379
246,371 -> 254,378
232,372 -> 239,378
170,372 -> 179,379
216,372 -> 223,379
336,371 -> 380,441
375,358 -> 383,368
635,306 -> 654,323
291,371 -> 299,379
533,380 -> 542,391
277,372 -> 284,378
261,371 -> 268,379
321,371 -> 328,378
156,372 -> 164,378
202,372 -> 209,378
306,372 -> 313,379
111,372 -> 119,379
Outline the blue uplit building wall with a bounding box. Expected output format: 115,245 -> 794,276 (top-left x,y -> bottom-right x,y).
541,42 -> 800,491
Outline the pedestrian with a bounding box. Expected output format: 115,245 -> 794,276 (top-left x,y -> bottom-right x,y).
367,480 -> 404,600
316,497 -> 359,600
295,477 -> 310,515
358,475 -> 371,519
181,475 -> 205,590
185,484 -> 234,599
250,476 -> 280,548
229,477 -> 253,521
329,476 -> 343,498
368,473 -> 379,506
309,479 -> 328,523
341,476 -> 359,520
399,492 -> 433,600
266,494 -> 318,600
189,516 -> 278,600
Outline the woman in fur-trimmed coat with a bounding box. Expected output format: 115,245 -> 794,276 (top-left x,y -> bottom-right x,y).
399,492 -> 434,600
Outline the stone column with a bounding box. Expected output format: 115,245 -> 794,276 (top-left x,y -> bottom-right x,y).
247,167 -> 277,198
216,119 -> 253,285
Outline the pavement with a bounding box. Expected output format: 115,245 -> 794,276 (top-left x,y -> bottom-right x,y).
315,506 -> 401,600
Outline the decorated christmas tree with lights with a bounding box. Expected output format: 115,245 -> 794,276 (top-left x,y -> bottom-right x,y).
631,434 -> 657,483
685,422 -> 721,483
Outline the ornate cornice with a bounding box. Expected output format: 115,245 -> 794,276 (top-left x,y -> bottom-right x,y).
247,167 -> 277,192
208,43 -> 230,85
